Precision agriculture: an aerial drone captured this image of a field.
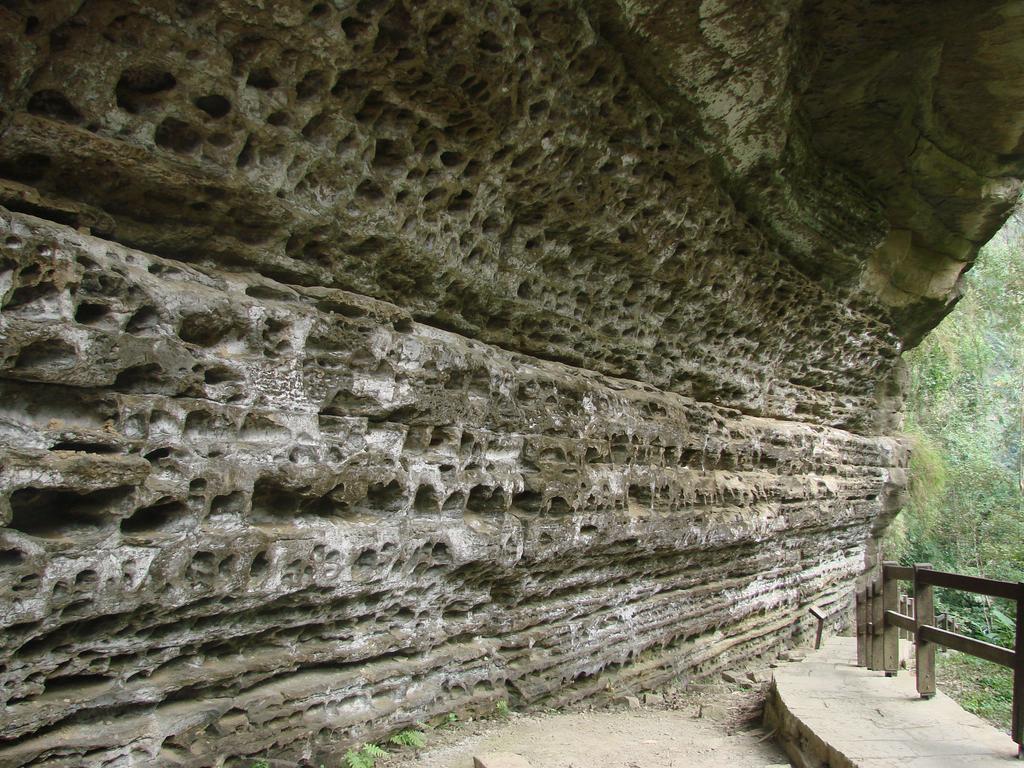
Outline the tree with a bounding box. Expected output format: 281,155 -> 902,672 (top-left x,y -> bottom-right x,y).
889,212 -> 1024,645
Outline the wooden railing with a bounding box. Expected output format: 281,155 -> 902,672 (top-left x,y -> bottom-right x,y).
856,562 -> 1024,758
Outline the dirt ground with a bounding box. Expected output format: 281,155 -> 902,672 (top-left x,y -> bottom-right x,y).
382,681 -> 791,768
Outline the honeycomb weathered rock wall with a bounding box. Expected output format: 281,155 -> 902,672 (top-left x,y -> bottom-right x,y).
0,0 -> 1021,765
0,210 -> 905,765
0,0 -> 913,431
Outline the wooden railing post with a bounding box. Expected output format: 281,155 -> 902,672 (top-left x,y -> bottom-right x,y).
899,594 -> 908,640
882,561 -> 899,676
856,587 -> 867,666
1013,582 -> 1023,758
872,578 -> 885,672
866,582 -> 875,669
914,563 -> 935,699
865,584 -> 875,670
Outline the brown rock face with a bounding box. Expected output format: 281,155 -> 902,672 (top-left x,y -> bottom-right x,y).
0,1 -> 1017,765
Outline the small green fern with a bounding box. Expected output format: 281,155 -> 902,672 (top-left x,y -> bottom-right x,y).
494,700 -> 510,717
388,729 -> 426,748
343,743 -> 388,768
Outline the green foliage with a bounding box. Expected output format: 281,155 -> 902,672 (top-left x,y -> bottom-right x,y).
937,652 -> 1014,734
388,729 -> 426,748
494,700 -> 510,718
893,213 -> 1024,669
250,761 -> 270,768
895,218 -> 1024,571
343,744 -> 387,768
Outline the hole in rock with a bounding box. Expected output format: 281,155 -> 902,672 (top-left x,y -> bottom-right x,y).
194,94 -> 230,118
239,414 -> 290,441
41,673 -> 110,697
442,491 -> 465,514
183,409 -> 231,438
6,281 -> 60,311
548,496 -> 573,516
218,554 -> 237,577
249,551 -> 270,578
120,500 -> 189,535
355,179 -> 385,201
361,479 -> 405,515
9,486 -> 131,539
466,486 -> 505,515
296,70 -> 326,99
51,441 -> 119,454
374,3 -> 412,50
236,137 -> 255,167
372,138 -> 404,168
628,484 -> 653,506
0,152 -> 51,183
447,190 -> 473,212
204,365 -> 240,385
247,68 -> 279,89
27,90 -> 83,122
115,67 -> 176,113
477,31 -> 503,53
246,284 -> 295,302
126,306 -> 161,334
512,490 -> 543,513
209,491 -> 245,518
143,447 -> 173,462
341,17 -> 370,38
439,150 -> 463,167
114,363 -> 164,392
250,478 -> 301,519
0,548 -> 26,566
13,337 -> 76,370
155,117 -> 202,153
178,312 -> 239,346
74,302 -> 109,324
355,548 -> 377,566
413,485 -> 440,514
430,427 -> 457,449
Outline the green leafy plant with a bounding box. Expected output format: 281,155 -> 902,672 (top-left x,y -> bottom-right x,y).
891,214 -> 1024,728
938,651 -> 1014,733
250,761 -> 270,768
343,744 -> 387,768
445,712 -> 458,724
388,729 -> 426,748
494,700 -> 510,718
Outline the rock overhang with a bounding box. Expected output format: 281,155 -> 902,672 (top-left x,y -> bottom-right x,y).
0,0 -> 1018,765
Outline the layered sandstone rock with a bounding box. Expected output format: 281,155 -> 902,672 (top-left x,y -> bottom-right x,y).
0,1 -> 1019,766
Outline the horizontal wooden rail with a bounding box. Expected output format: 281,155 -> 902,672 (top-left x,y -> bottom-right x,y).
862,561 -> 1023,758
882,564 -> 915,581
918,626 -> 1016,669
883,609 -> 916,635
918,570 -> 1020,601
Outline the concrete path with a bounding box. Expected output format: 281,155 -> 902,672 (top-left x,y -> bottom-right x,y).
385,709 -> 789,768
767,636 -> 1017,767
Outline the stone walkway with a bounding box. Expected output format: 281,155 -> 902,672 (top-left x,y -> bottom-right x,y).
767,636 -> 1017,767
384,709 -> 789,768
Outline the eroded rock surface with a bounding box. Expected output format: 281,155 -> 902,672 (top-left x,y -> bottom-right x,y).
0,0 -> 1019,766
